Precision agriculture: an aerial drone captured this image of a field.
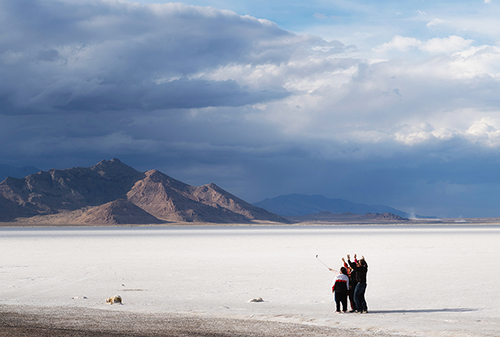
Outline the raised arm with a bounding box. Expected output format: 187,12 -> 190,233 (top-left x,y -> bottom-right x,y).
347,254 -> 356,268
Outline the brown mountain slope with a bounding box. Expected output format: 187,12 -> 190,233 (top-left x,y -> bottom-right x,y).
126,170 -> 252,223
77,199 -> 164,225
191,183 -> 287,222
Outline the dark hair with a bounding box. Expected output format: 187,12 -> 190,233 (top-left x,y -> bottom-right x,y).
340,267 -> 347,275
360,259 -> 367,267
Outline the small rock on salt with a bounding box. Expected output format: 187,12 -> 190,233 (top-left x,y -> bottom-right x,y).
248,297 -> 264,302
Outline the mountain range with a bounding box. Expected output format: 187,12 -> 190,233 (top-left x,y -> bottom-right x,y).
284,211 -> 409,223
253,194 -> 414,218
0,164 -> 40,180
0,158 -> 288,224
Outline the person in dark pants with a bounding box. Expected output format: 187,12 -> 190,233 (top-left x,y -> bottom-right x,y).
331,267 -> 350,313
343,257 -> 358,312
348,254 -> 368,313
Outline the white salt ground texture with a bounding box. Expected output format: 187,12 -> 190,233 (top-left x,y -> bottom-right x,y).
0,224 -> 499,337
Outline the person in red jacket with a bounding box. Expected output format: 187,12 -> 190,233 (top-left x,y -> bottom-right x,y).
331,267 -> 350,313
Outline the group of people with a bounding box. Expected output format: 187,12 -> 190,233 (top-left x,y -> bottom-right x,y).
330,254 -> 368,314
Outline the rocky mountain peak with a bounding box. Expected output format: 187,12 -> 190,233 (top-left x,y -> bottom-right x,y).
90,158 -> 141,177
0,159 -> 287,224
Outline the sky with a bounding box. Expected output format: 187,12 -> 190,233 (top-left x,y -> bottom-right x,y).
2,0 -> 500,218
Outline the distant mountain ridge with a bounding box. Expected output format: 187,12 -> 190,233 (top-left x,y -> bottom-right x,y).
0,158 -> 288,224
253,194 -> 412,218
0,164 -> 40,180
286,211 -> 409,223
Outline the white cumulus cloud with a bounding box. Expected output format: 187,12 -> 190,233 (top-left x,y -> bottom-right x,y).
420,36 -> 474,54
427,18 -> 446,28
374,35 -> 473,55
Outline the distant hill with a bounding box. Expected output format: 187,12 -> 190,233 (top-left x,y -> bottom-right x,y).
0,164 -> 40,180
0,158 -> 288,224
286,211 -> 409,223
253,194 -> 413,218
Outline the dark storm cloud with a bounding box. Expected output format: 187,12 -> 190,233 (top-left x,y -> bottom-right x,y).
50,78 -> 288,112
0,0 -> 298,115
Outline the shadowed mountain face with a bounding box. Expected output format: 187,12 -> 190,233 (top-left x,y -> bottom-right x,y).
0,158 -> 144,219
0,158 -> 287,224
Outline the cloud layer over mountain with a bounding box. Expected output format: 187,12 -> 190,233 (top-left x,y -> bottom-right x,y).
3,0 -> 500,217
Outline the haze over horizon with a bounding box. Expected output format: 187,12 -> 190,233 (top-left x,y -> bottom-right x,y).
2,0 -> 500,218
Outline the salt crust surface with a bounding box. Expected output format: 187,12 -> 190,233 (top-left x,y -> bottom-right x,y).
1,224 -> 499,337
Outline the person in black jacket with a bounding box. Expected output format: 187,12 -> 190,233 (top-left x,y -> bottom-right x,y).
343,257 -> 358,312
348,254 -> 368,313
